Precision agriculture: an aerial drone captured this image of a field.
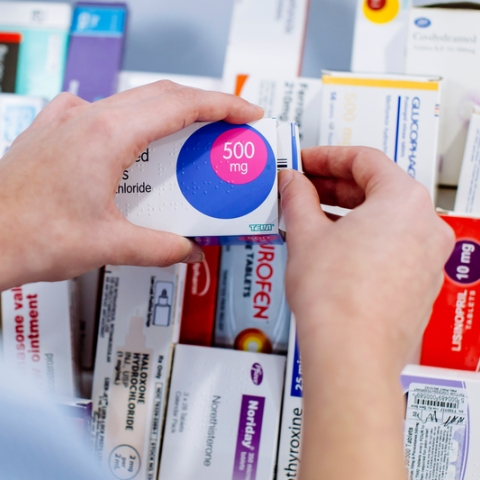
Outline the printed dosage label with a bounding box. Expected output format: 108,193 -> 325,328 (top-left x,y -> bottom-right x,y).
404,382 -> 469,480
290,333 -> 303,398
232,395 -> 265,480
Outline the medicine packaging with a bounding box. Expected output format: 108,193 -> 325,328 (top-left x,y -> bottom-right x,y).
0,32 -> 21,93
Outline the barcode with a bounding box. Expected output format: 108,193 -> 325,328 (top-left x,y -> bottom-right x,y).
414,398 -> 458,409
277,158 -> 288,169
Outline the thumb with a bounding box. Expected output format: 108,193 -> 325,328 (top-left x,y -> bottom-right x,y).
108,220 -> 204,267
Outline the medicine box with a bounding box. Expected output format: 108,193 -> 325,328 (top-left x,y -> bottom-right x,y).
1,280 -> 80,398
421,213 -> 480,372
90,264 -> 186,480
0,2 -> 71,100
402,364 -> 480,480
0,32 -> 21,93
234,74 -> 322,148
214,244 -> 291,354
158,344 -> 285,480
319,71 -> 441,198
405,6 -> 480,186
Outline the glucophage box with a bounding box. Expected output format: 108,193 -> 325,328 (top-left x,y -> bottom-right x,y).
214,244 -> 291,354
402,364 -> 480,480
234,74 -> 322,148
319,71 -> 441,197
91,264 -> 186,480
405,6 -> 480,186
351,0 -> 412,74
0,2 -> 71,100
158,344 -> 285,480
115,119 -> 301,245
421,213 -> 480,372
1,280 -> 79,398
0,32 -> 21,93
63,2 -> 128,102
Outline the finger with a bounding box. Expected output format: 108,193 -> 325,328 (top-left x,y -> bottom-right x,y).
107,220 -> 205,267
32,92 -> 88,129
308,176 -> 365,209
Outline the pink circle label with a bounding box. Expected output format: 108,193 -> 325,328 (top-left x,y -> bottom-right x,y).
210,128 -> 268,184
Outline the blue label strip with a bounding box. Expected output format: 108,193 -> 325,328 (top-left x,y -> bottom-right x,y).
393,96 -> 402,164
290,332 -> 303,398
71,6 -> 127,36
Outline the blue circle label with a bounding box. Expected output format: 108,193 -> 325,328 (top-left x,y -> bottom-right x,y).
415,17 -> 431,28
445,240 -> 480,285
177,122 -> 276,219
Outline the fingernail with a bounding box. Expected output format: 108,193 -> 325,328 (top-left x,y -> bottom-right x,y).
183,249 -> 205,264
278,169 -> 294,195
252,103 -> 264,114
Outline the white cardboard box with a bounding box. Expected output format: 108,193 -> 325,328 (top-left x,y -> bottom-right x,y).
1,280 -> 79,398
158,344 -> 285,480
319,71 -> 441,197
351,0 -> 412,74
405,6 -> 480,186
91,264 -> 186,480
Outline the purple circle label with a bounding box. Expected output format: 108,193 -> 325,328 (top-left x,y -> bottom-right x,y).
445,240 -> 480,285
251,363 -> 264,385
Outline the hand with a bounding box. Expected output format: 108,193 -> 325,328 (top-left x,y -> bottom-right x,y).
0,82 -> 264,290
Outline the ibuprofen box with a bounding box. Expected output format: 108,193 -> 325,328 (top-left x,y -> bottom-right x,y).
402,364 -> 480,480
405,6 -> 480,186
1,280 -> 80,398
233,74 -> 322,148
455,106 -> 480,214
214,244 -> 291,354
91,264 -> 186,480
276,316 -> 304,480
63,2 -> 128,102
0,2 -> 71,100
158,344 -> 285,480
319,71 -> 441,198
115,119 -> 301,245
421,213 -> 480,372
351,0 -> 412,74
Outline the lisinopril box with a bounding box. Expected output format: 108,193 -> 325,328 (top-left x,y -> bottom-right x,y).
63,3 -> 128,102
115,119 -> 301,245
0,93 -> 45,156
351,0 -> 412,74
215,244 -> 290,354
405,6 -> 480,186
277,316 -> 303,480
319,71 -> 441,197
234,74 -> 322,148
455,106 -> 480,214
158,344 -> 285,480
222,0 -> 310,92
421,213 -> 480,372
180,246 -> 221,347
0,2 -> 71,100
0,32 -> 21,93
91,264 -> 186,480
1,280 -> 79,398
402,364 -> 480,480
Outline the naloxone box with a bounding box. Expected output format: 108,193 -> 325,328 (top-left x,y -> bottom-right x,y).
158,344 -> 285,480
1,280 -> 80,398
421,213 -> 480,372
234,74 -> 322,148
91,264 -> 186,480
277,316 -> 304,480
351,0 -> 412,74
115,119 -> 301,245
214,244 -> 291,354
402,364 -> 480,480
319,71 -> 441,198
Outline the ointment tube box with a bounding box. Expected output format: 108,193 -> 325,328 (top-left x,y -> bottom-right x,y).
214,244 -> 291,354
402,364 -> 480,480
277,316 -> 303,480
351,0 -> 412,74
455,106 -> 480,214
0,2 -> 71,100
0,32 -> 21,93
91,264 -> 186,480
158,344 -> 285,480
114,119 -> 301,245
63,3 -> 127,102
319,71 -> 441,198
405,6 -> 480,186
180,246 -> 221,347
234,74 -> 322,148
0,93 -> 46,156
1,280 -> 80,398
421,213 -> 480,372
